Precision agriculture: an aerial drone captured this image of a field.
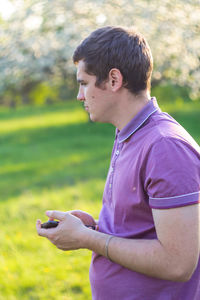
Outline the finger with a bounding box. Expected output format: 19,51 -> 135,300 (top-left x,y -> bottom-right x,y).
36,219 -> 44,235
46,210 -> 66,221
37,219 -> 42,226
36,219 -> 55,238
70,211 -> 82,219
70,210 -> 84,218
69,210 -> 96,226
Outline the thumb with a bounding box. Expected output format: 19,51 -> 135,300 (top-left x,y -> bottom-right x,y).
46,210 -> 66,221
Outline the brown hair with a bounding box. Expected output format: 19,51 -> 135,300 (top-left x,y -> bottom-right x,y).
73,26 -> 153,94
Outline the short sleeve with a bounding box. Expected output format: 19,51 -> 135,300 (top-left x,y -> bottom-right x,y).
145,137 -> 200,209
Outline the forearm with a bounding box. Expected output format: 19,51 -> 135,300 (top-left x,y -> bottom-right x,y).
37,209 -> 198,282
82,229 -> 193,282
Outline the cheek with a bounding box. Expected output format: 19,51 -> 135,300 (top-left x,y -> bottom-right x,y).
85,88 -> 94,99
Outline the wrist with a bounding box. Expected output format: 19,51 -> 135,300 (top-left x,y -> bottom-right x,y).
78,225 -> 95,249
105,235 -> 115,260
78,228 -> 114,259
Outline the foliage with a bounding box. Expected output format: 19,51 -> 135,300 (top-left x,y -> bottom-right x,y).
0,0 -> 200,106
0,97 -> 200,299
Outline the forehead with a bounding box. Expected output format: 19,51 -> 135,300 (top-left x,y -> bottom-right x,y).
77,60 -> 86,75
76,60 -> 94,81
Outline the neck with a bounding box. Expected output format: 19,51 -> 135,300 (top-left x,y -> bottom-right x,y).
111,90 -> 151,131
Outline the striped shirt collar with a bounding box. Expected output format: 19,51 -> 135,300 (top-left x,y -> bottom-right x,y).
117,97 -> 160,143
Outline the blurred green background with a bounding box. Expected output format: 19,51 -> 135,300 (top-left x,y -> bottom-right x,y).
0,0 -> 200,299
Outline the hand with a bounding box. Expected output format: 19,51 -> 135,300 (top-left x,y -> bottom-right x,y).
36,210 -> 88,251
69,210 -> 98,230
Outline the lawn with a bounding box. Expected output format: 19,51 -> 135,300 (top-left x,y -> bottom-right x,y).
0,98 -> 199,299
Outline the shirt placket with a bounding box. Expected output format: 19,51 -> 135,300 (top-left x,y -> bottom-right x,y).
108,140 -> 123,203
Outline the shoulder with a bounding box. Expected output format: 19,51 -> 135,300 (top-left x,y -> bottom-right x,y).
144,134 -> 200,209
142,111 -> 200,154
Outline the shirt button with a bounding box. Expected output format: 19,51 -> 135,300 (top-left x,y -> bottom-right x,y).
116,150 -> 120,155
109,183 -> 112,188
110,167 -> 114,172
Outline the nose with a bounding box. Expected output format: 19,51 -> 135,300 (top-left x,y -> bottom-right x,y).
77,86 -> 85,101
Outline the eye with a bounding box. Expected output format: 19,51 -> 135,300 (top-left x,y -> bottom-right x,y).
80,82 -> 87,86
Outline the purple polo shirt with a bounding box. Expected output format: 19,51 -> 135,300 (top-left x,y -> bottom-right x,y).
89,98 -> 200,300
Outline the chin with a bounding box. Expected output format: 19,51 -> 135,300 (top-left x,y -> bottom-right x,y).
90,114 -> 98,122
90,113 -> 106,123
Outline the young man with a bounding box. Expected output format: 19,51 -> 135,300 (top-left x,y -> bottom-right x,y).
36,26 -> 200,299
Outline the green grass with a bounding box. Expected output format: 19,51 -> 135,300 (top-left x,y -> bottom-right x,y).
0,98 -> 199,299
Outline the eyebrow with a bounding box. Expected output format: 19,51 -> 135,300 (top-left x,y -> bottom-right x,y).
77,79 -> 85,83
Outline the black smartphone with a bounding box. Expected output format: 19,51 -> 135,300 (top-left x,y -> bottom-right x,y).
41,220 -> 59,228
41,220 -> 96,230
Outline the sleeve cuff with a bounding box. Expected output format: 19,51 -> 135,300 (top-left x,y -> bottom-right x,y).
149,191 -> 200,209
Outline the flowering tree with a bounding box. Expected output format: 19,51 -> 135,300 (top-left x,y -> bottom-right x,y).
0,0 -> 199,105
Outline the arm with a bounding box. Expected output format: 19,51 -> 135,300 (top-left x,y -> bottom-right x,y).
36,204 -> 199,282
100,204 -> 200,282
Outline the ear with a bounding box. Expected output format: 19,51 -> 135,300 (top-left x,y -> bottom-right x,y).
108,68 -> 123,92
